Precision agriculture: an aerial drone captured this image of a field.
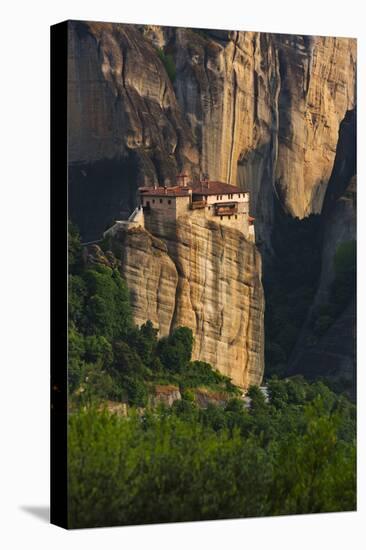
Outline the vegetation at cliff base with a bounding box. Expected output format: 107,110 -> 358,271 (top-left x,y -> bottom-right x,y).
67,223 -> 356,528
68,223 -> 238,407
68,377 -> 356,528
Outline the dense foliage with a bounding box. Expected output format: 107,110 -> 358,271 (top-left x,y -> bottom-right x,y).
68,375 -> 356,528
68,223 -> 356,528
68,224 -> 237,406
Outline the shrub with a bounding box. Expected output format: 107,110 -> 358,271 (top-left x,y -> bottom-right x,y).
84,335 -> 113,366
83,265 -> 132,339
123,377 -> 148,407
113,341 -> 146,378
334,240 -> 356,275
158,327 -> 194,373
156,48 -> 176,82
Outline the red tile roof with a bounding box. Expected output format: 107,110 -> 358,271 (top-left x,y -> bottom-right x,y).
191,181 -> 243,196
139,181 -> 247,197
139,185 -> 191,197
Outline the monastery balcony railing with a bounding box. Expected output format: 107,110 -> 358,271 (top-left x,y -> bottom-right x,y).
214,203 -> 238,216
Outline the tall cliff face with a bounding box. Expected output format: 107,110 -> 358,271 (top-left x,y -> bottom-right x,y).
67,21 -> 199,240
289,109 -> 356,393
68,22 -> 356,244
107,219 -> 264,389
67,21 -> 356,390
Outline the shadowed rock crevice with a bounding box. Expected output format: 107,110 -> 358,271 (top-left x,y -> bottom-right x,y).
68,23 -> 356,243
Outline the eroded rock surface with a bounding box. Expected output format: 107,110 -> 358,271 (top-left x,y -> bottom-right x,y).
108,219 -> 264,389
68,22 -> 356,244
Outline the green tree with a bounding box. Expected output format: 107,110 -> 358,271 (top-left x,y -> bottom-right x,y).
68,221 -> 82,272
126,320 -> 158,367
68,325 -> 85,392
269,399 -> 356,514
158,327 -> 194,373
83,265 -> 132,339
113,341 -> 146,377
84,335 -> 113,367
69,275 -> 87,326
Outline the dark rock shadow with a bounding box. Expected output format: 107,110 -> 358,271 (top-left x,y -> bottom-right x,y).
20,506 -> 49,523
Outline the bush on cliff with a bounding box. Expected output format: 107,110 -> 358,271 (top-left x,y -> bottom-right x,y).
156,48 -> 176,82
157,326 -> 194,374
68,224 -> 232,405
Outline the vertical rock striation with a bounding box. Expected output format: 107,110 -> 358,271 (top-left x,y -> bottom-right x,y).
289,109 -> 356,391
68,22 -> 356,244
108,218 -> 265,389
67,21 -> 356,388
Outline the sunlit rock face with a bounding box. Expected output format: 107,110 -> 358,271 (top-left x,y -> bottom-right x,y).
171,29 -> 356,238
68,21 -> 356,390
68,22 -> 356,244
108,219 -> 264,389
289,109 -> 356,394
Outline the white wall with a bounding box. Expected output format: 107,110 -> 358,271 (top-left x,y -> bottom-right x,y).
205,192 -> 249,205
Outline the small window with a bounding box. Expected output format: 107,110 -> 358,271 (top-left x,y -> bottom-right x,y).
235,215 -> 238,220
238,194 -> 241,198
160,199 -> 163,203
152,199 -> 155,204
208,206 -> 211,210
228,215 -> 231,220
220,195 -> 223,200
216,195 -> 219,200
220,216 -> 223,220
168,199 -> 171,205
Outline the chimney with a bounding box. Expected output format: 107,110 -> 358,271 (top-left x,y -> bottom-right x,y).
177,172 -> 188,187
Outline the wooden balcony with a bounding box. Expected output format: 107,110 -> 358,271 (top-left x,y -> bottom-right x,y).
191,199 -> 206,209
214,202 -> 238,216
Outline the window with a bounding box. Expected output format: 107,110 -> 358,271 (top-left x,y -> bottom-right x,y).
220,216 -> 223,220
238,194 -> 241,198
152,199 -> 155,204
235,215 -> 237,219
216,195 -> 219,200
228,216 -> 231,220
220,195 -> 223,200
160,199 -> 163,203
168,199 -> 171,205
